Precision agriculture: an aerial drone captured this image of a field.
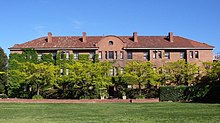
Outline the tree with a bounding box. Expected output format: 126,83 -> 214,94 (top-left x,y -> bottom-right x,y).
0,47 -> 8,94
203,61 -> 220,82
23,62 -> 57,96
122,61 -> 159,96
64,60 -> 112,99
8,60 -> 57,97
160,60 -> 200,85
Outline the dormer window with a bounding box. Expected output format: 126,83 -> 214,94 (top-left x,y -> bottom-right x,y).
109,41 -> 113,45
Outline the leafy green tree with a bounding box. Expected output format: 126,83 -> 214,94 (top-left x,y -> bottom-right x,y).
160,60 -> 200,85
122,61 -> 159,96
23,62 -> 57,96
0,47 -> 8,94
203,61 -> 220,82
8,60 -> 57,97
64,60 -> 111,98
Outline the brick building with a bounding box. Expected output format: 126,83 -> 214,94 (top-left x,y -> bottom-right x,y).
9,32 -> 214,70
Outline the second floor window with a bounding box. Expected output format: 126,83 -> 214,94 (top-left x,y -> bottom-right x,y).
158,51 -> 162,59
153,51 -> 156,59
52,53 -> 56,60
120,51 -> 124,59
165,52 -> 170,59
105,51 -> 108,59
90,52 -> 95,59
60,51 -> 65,60
190,51 -> 193,58
74,52 -> 79,59
180,52 -> 185,59
127,52 -> 132,59
114,51 -> 117,59
195,51 -> 199,59
109,51 -> 114,59
144,52 -> 149,60
66,52 -> 70,60
98,51 -> 102,59
38,54 -> 42,60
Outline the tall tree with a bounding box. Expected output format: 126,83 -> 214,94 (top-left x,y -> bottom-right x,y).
0,47 -> 8,94
160,60 -> 200,85
23,62 -> 57,96
122,61 -> 159,95
65,60 -> 112,98
8,60 -> 57,97
203,61 -> 220,82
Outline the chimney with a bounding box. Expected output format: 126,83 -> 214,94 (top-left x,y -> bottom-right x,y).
133,32 -> 138,42
47,32 -> 52,43
168,32 -> 173,42
82,32 -> 86,42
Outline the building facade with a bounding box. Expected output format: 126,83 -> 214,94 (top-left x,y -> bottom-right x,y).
9,32 -> 214,69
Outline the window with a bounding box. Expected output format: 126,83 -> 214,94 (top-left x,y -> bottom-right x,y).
109,41 -> 113,45
66,69 -> 69,76
195,51 -> 199,59
120,51 -> 124,59
90,52 -> 94,59
144,52 -> 149,60
74,52 -> 78,59
109,51 -> 114,59
110,68 -> 114,76
98,51 -> 102,59
105,51 -> 108,59
38,54 -> 42,60
190,51 -> 193,58
119,67 -> 123,74
153,51 -> 156,59
158,51 -> 162,59
180,52 -> 185,59
52,53 -> 56,60
66,52 -> 70,60
114,51 -> 117,59
165,52 -> 170,59
60,68 -> 64,76
127,52 -> 132,59
60,51 -> 65,60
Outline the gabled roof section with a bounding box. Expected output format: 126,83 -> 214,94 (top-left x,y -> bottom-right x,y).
123,36 -> 214,49
9,36 -> 102,49
9,32 -> 214,50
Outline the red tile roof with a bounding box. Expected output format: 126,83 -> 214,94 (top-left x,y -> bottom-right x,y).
9,35 -> 214,50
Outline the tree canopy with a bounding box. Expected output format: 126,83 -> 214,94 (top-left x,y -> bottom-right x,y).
123,61 -> 159,95
0,47 -> 8,94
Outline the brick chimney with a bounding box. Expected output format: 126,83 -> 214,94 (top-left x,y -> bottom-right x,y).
133,32 -> 138,42
168,32 -> 173,42
82,32 -> 86,42
47,32 -> 52,43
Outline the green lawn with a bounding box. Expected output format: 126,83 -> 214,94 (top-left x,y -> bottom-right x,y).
0,102 -> 219,123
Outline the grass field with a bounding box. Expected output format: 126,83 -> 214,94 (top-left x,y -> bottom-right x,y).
0,102 -> 219,123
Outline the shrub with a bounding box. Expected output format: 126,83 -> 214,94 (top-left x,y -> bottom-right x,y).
32,95 -> 44,99
159,86 -> 188,102
134,95 -> 145,99
0,94 -> 8,99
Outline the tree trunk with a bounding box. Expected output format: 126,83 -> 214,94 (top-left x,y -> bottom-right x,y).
36,84 -> 40,95
138,82 -> 141,96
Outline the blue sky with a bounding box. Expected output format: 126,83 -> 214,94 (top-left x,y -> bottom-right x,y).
0,0 -> 219,55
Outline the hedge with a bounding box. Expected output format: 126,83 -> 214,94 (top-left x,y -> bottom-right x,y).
159,86 -> 188,102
